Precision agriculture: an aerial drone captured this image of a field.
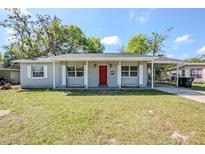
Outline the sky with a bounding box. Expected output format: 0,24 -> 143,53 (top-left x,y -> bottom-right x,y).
0,8 -> 205,59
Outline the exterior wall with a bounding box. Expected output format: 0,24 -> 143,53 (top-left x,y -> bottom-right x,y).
20,63 -> 53,88
167,65 -> 205,83
0,70 -> 20,83
88,61 -> 118,87
10,71 -> 20,83
20,61 -> 148,89
180,65 -> 205,83
0,70 -> 10,78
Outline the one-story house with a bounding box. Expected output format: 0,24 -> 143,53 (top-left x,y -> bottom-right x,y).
13,53 -> 183,89
0,67 -> 20,83
166,63 -> 205,83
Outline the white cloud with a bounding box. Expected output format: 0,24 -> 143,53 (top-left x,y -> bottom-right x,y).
174,34 -> 193,43
167,54 -> 174,58
135,12 -> 149,23
100,36 -> 120,46
129,12 -> 135,19
197,45 -> 205,55
129,10 -> 150,24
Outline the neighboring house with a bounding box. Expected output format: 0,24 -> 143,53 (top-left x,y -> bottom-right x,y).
0,67 -> 20,83
13,53 -> 182,89
167,63 -> 205,83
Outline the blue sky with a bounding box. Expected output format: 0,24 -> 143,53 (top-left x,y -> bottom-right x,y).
0,8 -> 205,59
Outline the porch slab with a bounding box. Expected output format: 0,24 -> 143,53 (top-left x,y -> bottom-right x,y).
55,87 -> 150,91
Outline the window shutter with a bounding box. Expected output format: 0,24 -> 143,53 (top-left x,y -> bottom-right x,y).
27,65 -> 31,79
139,64 -> 143,85
62,65 -> 66,86
44,65 -> 48,78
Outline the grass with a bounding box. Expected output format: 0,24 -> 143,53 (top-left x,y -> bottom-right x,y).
0,89 -> 205,144
192,83 -> 205,92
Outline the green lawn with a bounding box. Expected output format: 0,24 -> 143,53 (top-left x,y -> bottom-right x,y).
0,89 -> 205,144
192,83 -> 205,92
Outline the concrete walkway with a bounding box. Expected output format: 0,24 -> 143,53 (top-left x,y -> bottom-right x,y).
155,85 -> 205,104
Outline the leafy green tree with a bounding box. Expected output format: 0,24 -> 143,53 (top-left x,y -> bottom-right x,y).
35,14 -> 65,55
148,27 -> 173,56
86,37 -> 104,53
186,56 -> 205,63
2,44 -> 24,67
126,34 -> 149,54
0,8 -> 40,58
0,8 -> 105,67
0,52 -> 3,66
62,25 -> 87,53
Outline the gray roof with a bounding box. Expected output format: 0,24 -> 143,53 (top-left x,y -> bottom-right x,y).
48,53 -> 153,59
12,53 -> 184,64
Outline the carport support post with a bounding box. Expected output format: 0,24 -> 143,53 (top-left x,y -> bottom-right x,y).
85,61 -> 88,89
118,60 -> 121,89
176,65 -> 179,87
53,61 -> 56,89
151,61 -> 154,89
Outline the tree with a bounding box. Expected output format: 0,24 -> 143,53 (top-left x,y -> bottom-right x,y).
0,8 -> 105,67
2,44 -> 23,67
0,52 -> 3,66
126,34 -> 149,54
148,27 -> 173,56
0,8 -> 41,58
86,37 -> 105,53
186,56 -> 205,63
61,25 -> 87,53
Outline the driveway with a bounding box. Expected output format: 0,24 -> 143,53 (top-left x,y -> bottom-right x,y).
155,85 -> 205,104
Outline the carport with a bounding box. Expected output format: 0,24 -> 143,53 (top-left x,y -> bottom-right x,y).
0,68 -> 20,83
148,57 -> 184,88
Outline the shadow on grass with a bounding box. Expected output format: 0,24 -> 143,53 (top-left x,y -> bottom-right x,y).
18,88 -> 173,96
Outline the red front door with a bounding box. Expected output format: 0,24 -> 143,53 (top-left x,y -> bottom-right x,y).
99,66 -> 107,85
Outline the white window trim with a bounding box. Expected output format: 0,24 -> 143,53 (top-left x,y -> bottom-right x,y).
31,77 -> 45,80
31,65 -> 45,79
121,65 -> 138,78
67,65 -> 84,78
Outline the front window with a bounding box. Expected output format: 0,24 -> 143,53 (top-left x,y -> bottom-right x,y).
76,66 -> 84,77
190,69 -> 195,78
67,66 -> 75,77
130,66 -> 138,77
182,70 -> 185,77
67,65 -> 84,77
121,66 -> 129,77
121,66 -> 138,77
196,68 -> 203,79
32,66 -> 44,78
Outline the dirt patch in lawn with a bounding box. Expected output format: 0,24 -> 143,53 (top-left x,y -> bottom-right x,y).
0,110 -> 11,117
